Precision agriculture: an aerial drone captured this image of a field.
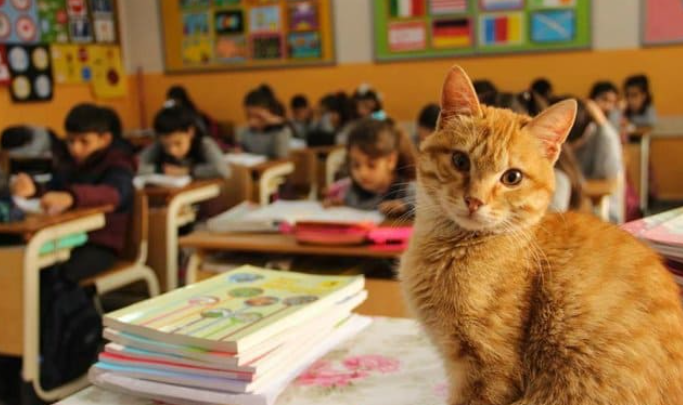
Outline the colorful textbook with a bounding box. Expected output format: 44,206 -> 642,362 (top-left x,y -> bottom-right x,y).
103,266 -> 365,353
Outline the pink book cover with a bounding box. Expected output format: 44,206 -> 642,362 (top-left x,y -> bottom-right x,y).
622,207 -> 683,239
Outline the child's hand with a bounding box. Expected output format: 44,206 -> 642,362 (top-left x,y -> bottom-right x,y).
323,197 -> 344,208
11,173 -> 36,198
256,108 -> 284,126
379,200 -> 408,217
163,164 -> 190,177
41,192 -> 74,216
585,99 -> 607,125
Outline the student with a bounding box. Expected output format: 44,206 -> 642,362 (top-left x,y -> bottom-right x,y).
166,85 -> 221,142
526,78 -> 553,116
138,105 -> 230,180
472,79 -> 498,106
0,125 -> 54,157
416,103 -> 440,144
239,85 -> 292,159
325,118 -> 417,216
11,103 -> 136,282
564,98 -> 624,222
309,92 -> 353,146
589,81 -> 622,133
352,85 -> 385,120
289,94 -> 312,140
623,74 -> 657,128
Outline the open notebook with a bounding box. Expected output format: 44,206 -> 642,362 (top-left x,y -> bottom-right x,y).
207,201 -> 384,233
133,174 -> 192,189
224,153 -> 268,168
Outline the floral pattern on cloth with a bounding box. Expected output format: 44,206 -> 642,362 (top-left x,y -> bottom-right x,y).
277,317 -> 447,405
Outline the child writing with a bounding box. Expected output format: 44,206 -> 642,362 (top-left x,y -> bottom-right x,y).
11,103 -> 136,282
138,105 -> 230,180
325,118 -> 416,216
623,74 -> 657,128
289,94 -> 313,140
239,85 -> 292,159
589,81 -> 622,132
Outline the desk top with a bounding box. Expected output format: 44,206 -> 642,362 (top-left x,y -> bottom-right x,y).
179,231 -> 405,259
0,207 -> 109,236
57,317 -> 447,405
583,179 -> 618,199
141,179 -> 223,201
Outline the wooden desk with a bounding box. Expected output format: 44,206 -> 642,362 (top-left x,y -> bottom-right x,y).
583,178 -> 618,221
0,208 -> 108,401
627,127 -> 652,213
289,146 -> 344,199
143,181 -> 222,292
226,159 -> 295,207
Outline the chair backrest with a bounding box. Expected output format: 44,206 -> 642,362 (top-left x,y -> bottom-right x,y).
326,148 -> 347,188
121,190 -> 149,264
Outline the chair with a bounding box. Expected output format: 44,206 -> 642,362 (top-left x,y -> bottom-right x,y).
80,191 -> 160,297
325,148 -> 347,189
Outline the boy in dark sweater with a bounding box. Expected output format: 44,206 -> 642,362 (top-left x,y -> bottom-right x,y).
11,103 -> 135,282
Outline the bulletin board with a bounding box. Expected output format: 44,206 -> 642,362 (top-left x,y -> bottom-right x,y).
642,0 -> 683,45
0,0 -> 125,101
374,0 -> 591,61
159,0 -> 335,73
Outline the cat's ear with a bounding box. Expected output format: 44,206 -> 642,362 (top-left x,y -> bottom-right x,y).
525,99 -> 577,163
438,65 -> 482,129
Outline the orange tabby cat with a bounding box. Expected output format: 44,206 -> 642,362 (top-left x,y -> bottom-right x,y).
400,66 -> 683,405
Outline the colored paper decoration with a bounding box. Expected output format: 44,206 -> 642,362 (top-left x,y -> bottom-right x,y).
7,43 -> 53,102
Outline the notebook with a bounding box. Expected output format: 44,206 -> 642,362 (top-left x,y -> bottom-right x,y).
224,153 -> 268,168
133,174 -> 192,189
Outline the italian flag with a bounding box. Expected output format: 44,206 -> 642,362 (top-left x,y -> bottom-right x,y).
390,0 -> 425,18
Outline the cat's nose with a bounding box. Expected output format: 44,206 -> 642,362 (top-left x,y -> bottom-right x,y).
464,196 -> 484,214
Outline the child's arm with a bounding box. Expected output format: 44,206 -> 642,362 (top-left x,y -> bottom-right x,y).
193,138 -> 231,180
137,143 -> 161,176
66,166 -> 134,211
11,173 -> 36,198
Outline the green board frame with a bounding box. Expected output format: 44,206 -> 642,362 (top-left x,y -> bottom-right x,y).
374,0 -> 591,62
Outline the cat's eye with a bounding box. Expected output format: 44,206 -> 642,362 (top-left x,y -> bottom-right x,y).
452,151 -> 470,172
501,169 -> 523,186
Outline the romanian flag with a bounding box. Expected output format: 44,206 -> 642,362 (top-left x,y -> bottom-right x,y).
432,18 -> 471,48
482,14 -> 522,45
389,0 -> 426,18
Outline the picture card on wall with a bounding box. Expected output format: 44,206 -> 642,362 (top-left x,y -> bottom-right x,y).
288,1 -> 318,31
90,0 -> 113,13
90,44 -> 125,98
215,34 -> 247,61
432,18 -> 472,48
388,21 -> 426,52
1,0 -> 41,43
388,0 -> 425,18
66,0 -> 87,17
214,9 -> 243,35
7,44 -> 53,102
249,6 -> 280,33
479,12 -> 523,46
0,45 -> 10,84
529,0 -> 575,7
430,0 -> 468,15
479,0 -> 524,10
51,43 -> 91,83
182,37 -> 212,64
37,0 -> 69,43
183,11 -> 210,36
179,0 -> 210,11
69,15 -> 92,42
214,0 -> 241,7
287,31 -> 320,58
94,15 -> 115,42
251,34 -> 282,59
643,0 -> 683,45
530,9 -> 575,43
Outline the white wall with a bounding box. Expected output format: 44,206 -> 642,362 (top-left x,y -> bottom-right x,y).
120,0 -> 643,74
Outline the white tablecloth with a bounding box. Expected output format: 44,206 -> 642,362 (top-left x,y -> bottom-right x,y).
58,317 -> 448,405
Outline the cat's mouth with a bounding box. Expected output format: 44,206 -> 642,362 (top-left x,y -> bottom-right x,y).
449,208 -> 504,232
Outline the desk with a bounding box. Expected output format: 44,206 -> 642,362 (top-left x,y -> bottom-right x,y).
583,179 -> 619,222
289,146 -> 345,199
179,231 -> 408,317
226,159 -> 295,207
0,208 -> 108,401
143,181 -> 222,292
627,128 -> 652,213
57,317 -> 445,405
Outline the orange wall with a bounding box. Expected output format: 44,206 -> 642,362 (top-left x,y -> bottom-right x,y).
2,45 -> 683,132
0,76 -> 140,135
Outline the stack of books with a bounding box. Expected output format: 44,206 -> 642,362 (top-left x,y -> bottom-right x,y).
90,266 -> 370,405
623,207 -> 683,292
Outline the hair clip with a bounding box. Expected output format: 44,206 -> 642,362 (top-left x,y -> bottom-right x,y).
371,110 -> 387,121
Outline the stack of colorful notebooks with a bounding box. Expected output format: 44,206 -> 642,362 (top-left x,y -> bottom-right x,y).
89,266 -> 370,405
623,207 -> 683,292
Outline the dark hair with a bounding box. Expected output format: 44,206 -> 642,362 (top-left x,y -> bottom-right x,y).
153,106 -> 196,136
244,84 -> 284,116
472,80 -> 498,106
290,94 -> 309,110
320,92 -> 352,128
64,103 -> 111,134
589,81 -> 618,100
493,92 -> 527,114
417,104 -> 440,131
624,74 -> 653,116
167,85 -> 197,113
101,107 -> 123,139
531,78 -> 553,99
352,88 -> 383,117
556,145 -> 585,210
1,126 -> 34,149
347,119 -> 416,180
560,97 -> 592,143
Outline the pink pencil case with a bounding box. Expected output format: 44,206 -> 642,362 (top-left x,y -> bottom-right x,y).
367,227 -> 413,245
284,221 -> 375,246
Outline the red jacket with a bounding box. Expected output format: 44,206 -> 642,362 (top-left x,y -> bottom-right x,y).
48,146 -> 135,254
